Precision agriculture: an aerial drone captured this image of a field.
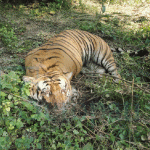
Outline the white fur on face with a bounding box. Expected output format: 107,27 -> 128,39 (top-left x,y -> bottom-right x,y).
38,92 -> 42,100
38,80 -> 50,92
33,80 -> 51,100
59,79 -> 71,97
59,79 -> 66,90
33,92 -> 38,100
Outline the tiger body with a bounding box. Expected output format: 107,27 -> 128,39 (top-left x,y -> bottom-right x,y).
23,29 -> 121,108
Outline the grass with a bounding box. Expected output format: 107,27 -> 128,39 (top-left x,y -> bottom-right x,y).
0,0 -> 150,149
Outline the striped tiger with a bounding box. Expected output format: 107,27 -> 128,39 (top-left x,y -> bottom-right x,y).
23,29 -> 121,109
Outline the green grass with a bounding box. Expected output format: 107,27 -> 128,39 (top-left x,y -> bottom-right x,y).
0,0 -> 150,149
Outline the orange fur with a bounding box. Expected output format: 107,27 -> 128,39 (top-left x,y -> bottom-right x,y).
23,29 -> 121,108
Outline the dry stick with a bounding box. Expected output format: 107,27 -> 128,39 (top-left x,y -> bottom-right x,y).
73,74 -> 85,86
82,123 -> 96,137
129,78 -> 134,148
84,73 -> 150,94
80,95 -> 99,105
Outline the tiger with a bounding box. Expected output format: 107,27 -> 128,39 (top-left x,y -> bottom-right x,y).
23,29 -> 121,109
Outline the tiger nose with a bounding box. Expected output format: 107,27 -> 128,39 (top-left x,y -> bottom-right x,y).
38,91 -> 51,101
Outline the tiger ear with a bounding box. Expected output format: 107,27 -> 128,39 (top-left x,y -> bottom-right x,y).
65,72 -> 73,80
23,76 -> 34,82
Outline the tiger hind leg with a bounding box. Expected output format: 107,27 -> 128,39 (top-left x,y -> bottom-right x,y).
82,62 -> 121,82
81,63 -> 106,76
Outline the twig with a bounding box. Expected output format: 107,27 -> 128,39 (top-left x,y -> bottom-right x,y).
84,73 -> 150,94
80,95 -> 100,105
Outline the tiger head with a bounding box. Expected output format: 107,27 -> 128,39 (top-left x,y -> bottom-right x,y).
23,72 -> 73,109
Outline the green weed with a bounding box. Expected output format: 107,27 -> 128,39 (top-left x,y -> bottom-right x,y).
0,23 -> 18,52
0,22 -> 30,53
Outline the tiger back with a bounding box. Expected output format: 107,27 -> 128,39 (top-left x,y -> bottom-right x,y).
23,29 -> 121,109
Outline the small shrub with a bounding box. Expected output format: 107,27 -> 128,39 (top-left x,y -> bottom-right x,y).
0,23 -> 18,52
53,0 -> 72,9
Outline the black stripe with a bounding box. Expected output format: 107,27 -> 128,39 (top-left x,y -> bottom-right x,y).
40,66 -> 47,72
47,62 -> 59,70
37,90 -> 40,98
50,74 -> 59,79
43,80 -> 49,83
90,40 -> 95,54
46,56 -> 60,60
105,61 -> 116,68
101,51 -> 107,67
55,79 -> 61,81
34,58 -> 39,62
104,57 -> 114,67
39,48 -> 48,50
107,64 -> 116,71
96,49 -> 101,65
43,42 -> 53,46
85,35 -> 93,61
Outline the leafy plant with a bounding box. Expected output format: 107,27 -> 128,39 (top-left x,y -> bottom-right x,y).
52,0 -> 72,9
0,23 -> 18,52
